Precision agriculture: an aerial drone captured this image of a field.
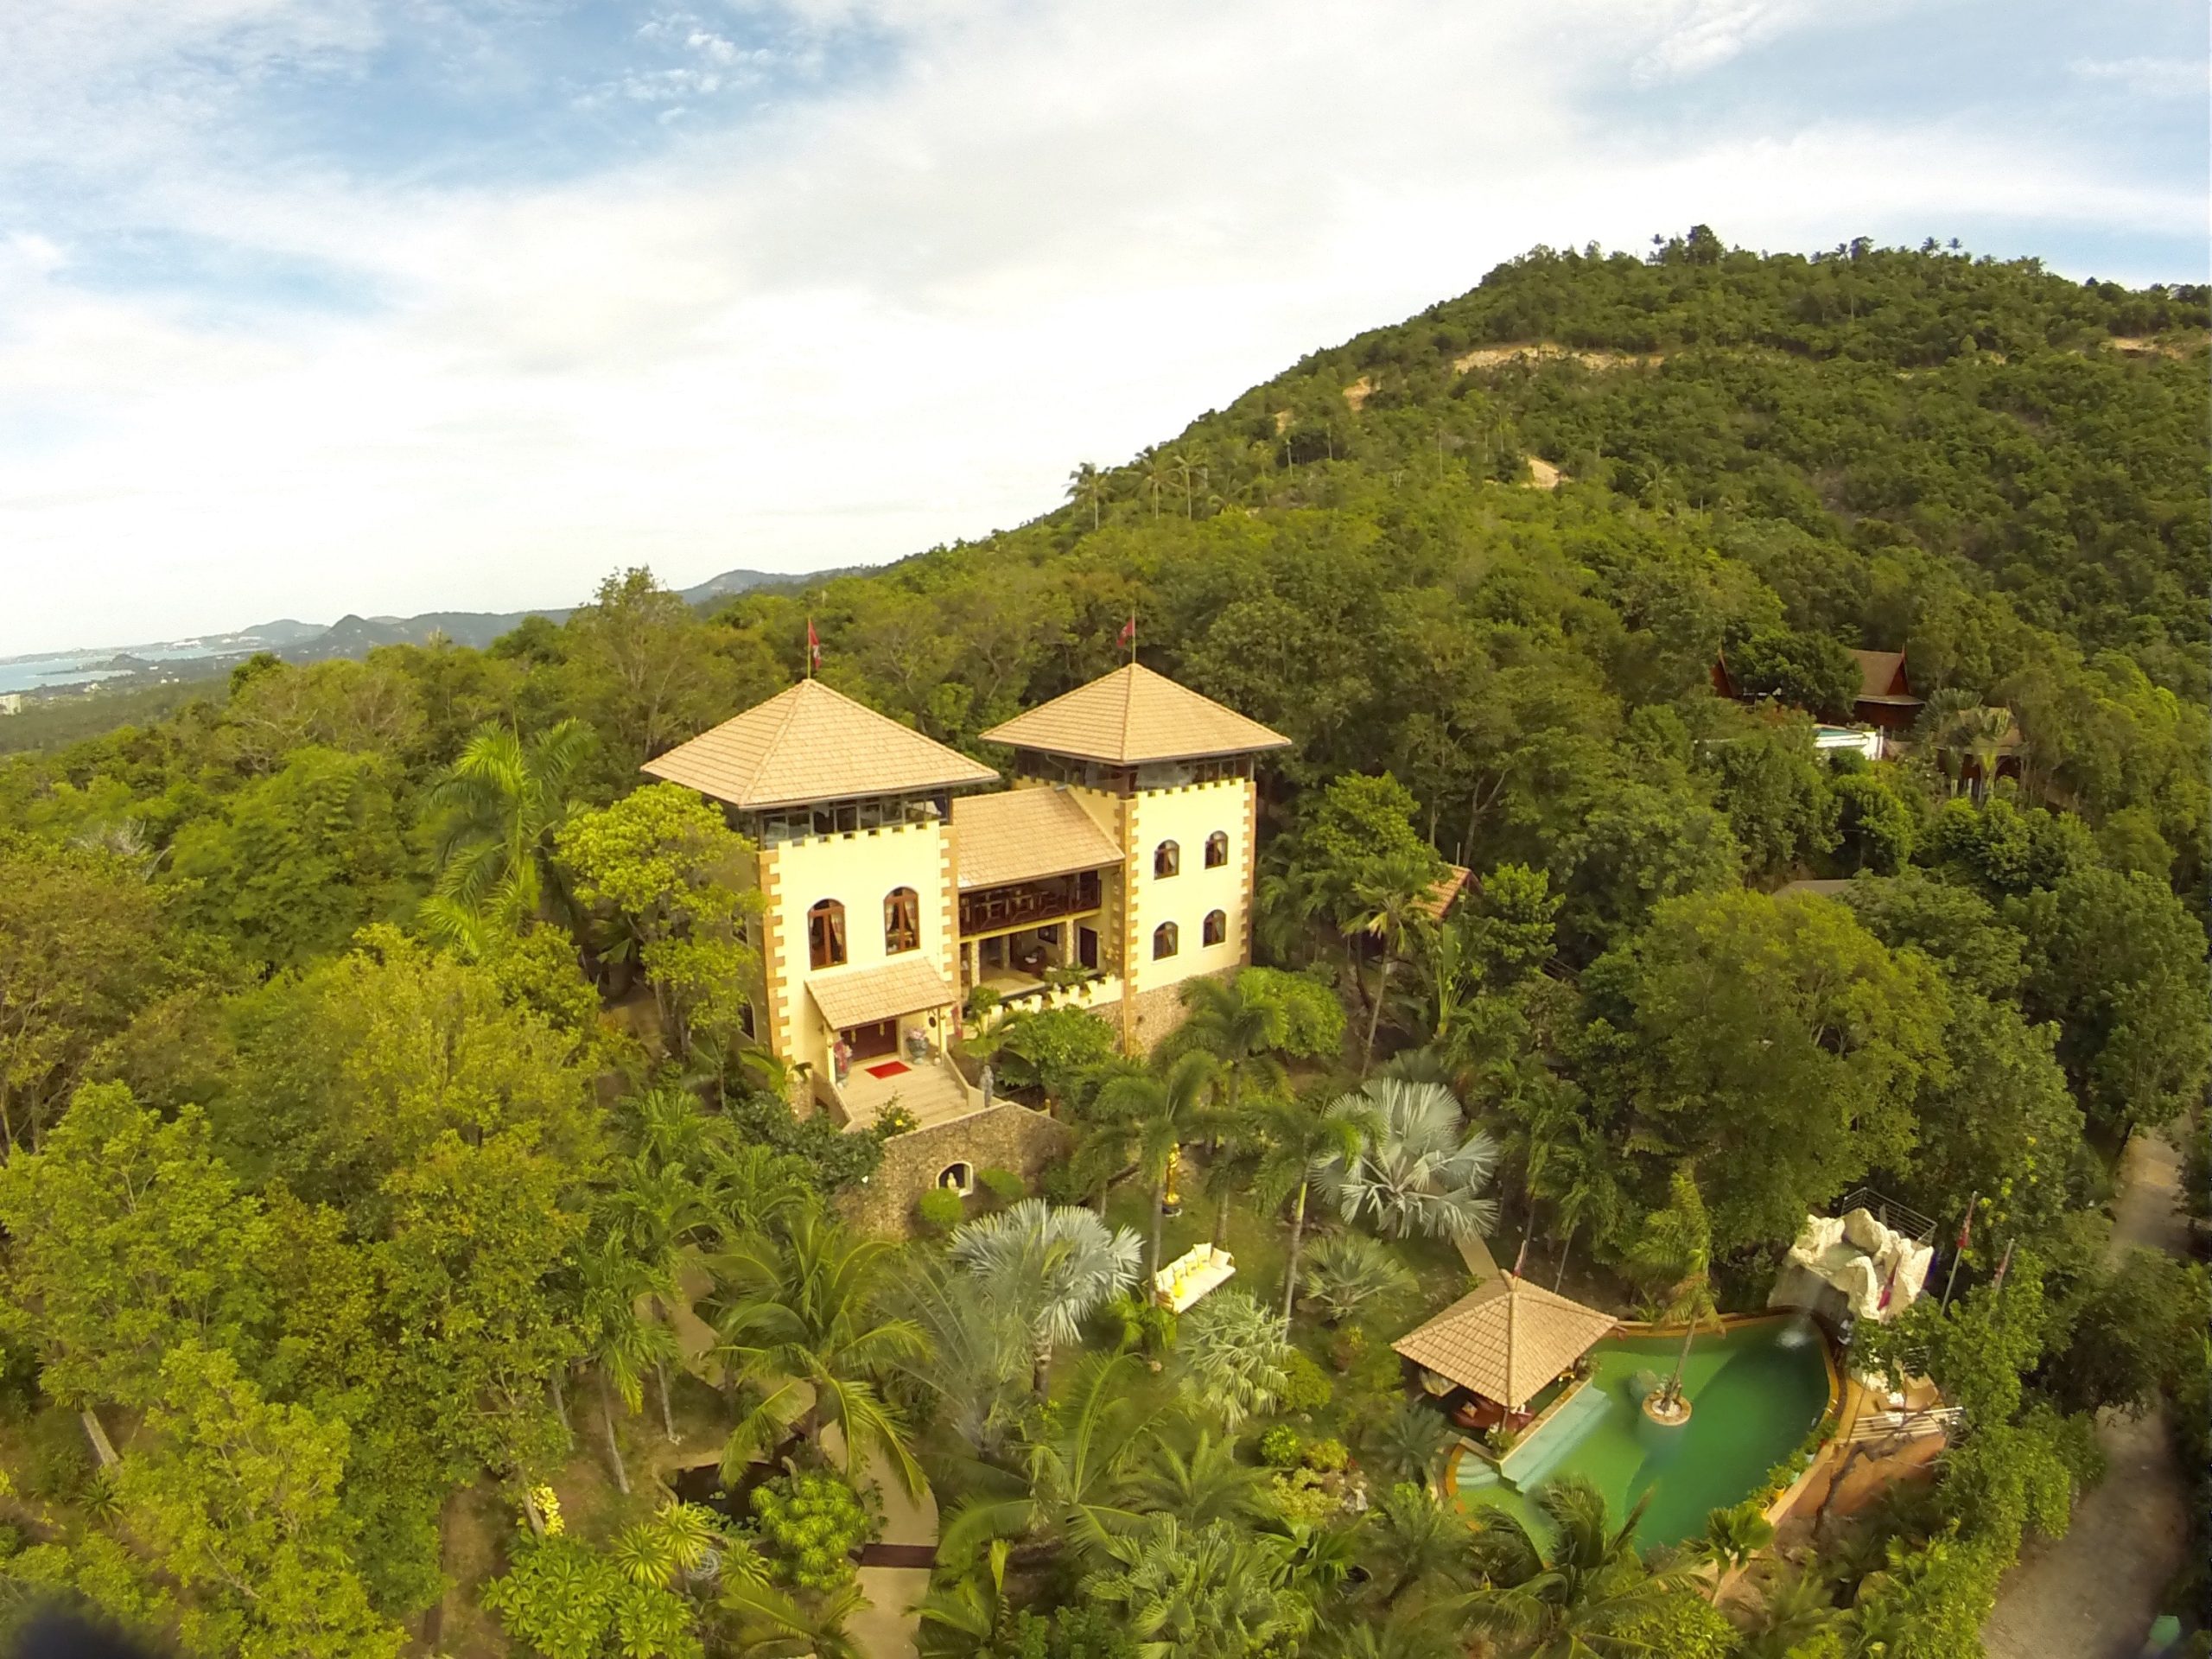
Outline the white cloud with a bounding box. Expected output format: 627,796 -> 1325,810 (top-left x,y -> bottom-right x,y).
2069,55 -> 2210,99
0,0 -> 2200,652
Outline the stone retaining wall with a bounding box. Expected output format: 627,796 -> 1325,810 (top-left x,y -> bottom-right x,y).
842,1103 -> 1076,1239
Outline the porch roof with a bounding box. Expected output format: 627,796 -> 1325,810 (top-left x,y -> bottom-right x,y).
807,957 -> 957,1031
950,787 -> 1123,890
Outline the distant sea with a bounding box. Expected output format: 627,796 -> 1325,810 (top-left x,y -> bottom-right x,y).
0,645 -> 229,696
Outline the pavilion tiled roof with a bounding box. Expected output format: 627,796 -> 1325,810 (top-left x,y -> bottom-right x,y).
979,664 -> 1290,765
950,788 -> 1123,890
641,678 -> 998,810
1392,1273 -> 1619,1410
808,957 -> 958,1030
1414,865 -> 1473,923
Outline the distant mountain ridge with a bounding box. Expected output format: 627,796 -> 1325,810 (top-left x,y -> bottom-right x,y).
0,565 -> 836,692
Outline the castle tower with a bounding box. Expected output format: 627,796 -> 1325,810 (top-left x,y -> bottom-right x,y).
981,663 -> 1289,1052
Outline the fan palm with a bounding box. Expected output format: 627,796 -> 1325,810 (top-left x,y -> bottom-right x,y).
1320,1077 -> 1499,1241
893,1253 -> 1034,1459
718,1574 -> 867,1659
1249,1090 -> 1372,1322
950,1198 -> 1141,1393
1359,1479 -> 1475,1608
1363,1398 -> 1452,1498
1462,1477 -> 1681,1658
705,1209 -> 928,1496
420,717 -> 593,951
1092,1049 -> 1224,1279
1298,1230 -> 1415,1325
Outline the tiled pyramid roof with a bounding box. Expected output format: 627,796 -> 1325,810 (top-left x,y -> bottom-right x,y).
979,663 -> 1290,765
950,787 -> 1123,890
1392,1273 -> 1618,1410
642,678 -> 997,810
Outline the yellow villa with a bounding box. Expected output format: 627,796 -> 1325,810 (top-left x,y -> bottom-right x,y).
642,663 -> 1289,1230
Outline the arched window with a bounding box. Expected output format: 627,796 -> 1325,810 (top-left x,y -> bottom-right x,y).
1202,909 -> 1228,947
884,887 -> 920,955
1153,921 -> 1179,960
938,1161 -> 975,1196
808,899 -> 848,969
1205,830 -> 1230,868
1154,839 -> 1180,879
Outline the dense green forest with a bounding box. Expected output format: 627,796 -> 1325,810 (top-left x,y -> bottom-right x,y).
0,233 -> 2205,1659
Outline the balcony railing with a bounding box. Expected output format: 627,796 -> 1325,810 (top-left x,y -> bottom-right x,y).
958,870 -> 1103,938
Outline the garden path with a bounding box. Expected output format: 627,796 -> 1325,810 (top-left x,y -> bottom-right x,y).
1981,1131 -> 2190,1659
823,1424 -> 938,1659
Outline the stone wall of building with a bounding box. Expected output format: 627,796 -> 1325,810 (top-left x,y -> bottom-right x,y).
1123,967 -> 1235,1054
842,1103 -> 1076,1239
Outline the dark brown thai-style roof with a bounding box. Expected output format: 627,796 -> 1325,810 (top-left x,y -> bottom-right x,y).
1851,650 -> 1921,708
1393,1273 -> 1619,1411
980,664 -> 1290,765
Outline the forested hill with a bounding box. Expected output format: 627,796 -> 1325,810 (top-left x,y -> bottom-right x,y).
1,232 -> 2209,1656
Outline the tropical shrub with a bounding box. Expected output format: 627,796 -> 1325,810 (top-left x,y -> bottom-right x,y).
1256,1425 -> 1303,1469
1276,1347 -> 1335,1414
749,1471 -> 879,1594
1173,1288 -> 1291,1429
917,1187 -> 967,1232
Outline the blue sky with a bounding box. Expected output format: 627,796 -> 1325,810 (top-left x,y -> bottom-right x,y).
0,0 -> 2204,654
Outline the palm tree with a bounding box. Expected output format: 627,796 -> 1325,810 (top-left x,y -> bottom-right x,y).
1166,974 -> 1294,1247
1358,1479 -> 1474,1607
937,1353 -> 1160,1567
1462,1478 -> 1681,1658
1320,1077 -> 1499,1241
1696,1498 -> 1775,1577
705,1209 -> 929,1496
1173,1287 -> 1290,1430
1249,1091 -> 1371,1322
1347,849 -> 1442,1073
719,1574 -> 867,1659
1082,1515 -> 1313,1658
917,1540 -> 1018,1658
601,1150 -> 710,1441
1364,1398 -> 1452,1498
1131,1425 -> 1268,1525
1738,1565 -> 1841,1658
1625,1169 -> 1719,1414
1298,1230 -> 1416,1325
577,1230 -> 681,1497
1534,1121 -> 1629,1294
420,717 -> 593,952
950,1198 -> 1142,1394
1092,1049 -> 1224,1280
1065,463 -> 1110,531
1137,448 -> 1173,518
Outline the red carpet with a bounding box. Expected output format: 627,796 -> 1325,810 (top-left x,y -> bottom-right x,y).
864,1059 -> 911,1079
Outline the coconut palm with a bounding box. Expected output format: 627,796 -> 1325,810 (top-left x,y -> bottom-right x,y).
1320,1077 -> 1499,1241
1359,1479 -> 1476,1608
705,1209 -> 928,1496
1298,1230 -> 1415,1326
1346,848 -> 1444,1073
950,1198 -> 1142,1394
576,1229 -> 682,1497
1249,1090 -> 1373,1322
1131,1426 -> 1269,1526
1172,1287 -> 1291,1430
420,717 -> 593,952
1082,1515 -> 1313,1658
937,1353 -> 1161,1567
1625,1168 -> 1719,1413
1462,1478 -> 1681,1658
1091,1049 -> 1224,1279
1065,462 -> 1110,531
601,1150 -> 712,1440
1166,974 -> 1294,1245
1534,1121 -> 1630,1293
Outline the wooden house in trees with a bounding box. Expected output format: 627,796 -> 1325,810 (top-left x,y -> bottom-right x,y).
642,664 -> 1287,1233
1847,650 -> 1923,732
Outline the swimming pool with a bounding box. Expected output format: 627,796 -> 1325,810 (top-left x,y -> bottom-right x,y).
1451,1316 -> 1835,1547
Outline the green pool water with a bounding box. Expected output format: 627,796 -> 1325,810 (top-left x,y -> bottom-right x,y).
1451,1317 -> 1833,1548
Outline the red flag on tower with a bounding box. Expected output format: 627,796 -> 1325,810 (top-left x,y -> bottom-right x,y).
806,617 -> 822,675
1117,612 -> 1136,654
